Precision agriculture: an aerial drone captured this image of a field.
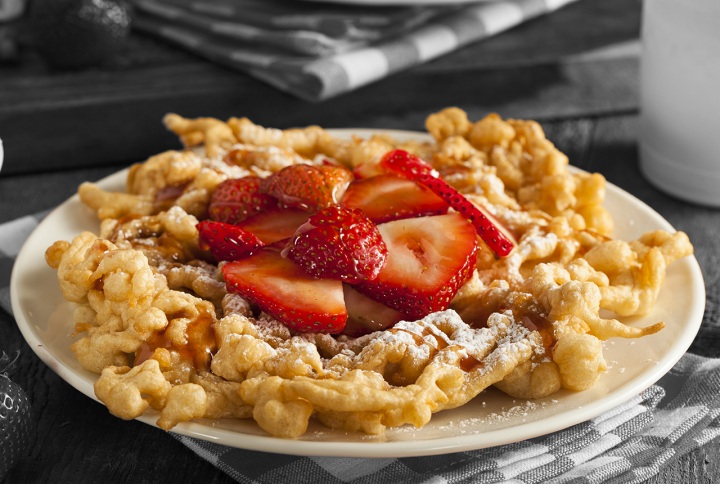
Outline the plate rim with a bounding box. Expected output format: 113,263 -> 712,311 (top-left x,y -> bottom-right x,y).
10,128 -> 706,458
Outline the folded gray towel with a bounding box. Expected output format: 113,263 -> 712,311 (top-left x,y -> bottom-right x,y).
127,0 -> 578,100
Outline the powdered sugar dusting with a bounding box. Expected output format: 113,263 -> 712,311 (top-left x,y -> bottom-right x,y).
389,397 -> 561,436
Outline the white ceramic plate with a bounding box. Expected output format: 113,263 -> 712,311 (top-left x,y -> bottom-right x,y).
11,129 -> 705,458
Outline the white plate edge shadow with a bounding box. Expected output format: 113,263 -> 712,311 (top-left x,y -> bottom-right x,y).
10,128 -> 705,458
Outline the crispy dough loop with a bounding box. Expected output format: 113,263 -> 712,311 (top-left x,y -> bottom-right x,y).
426,107 -> 472,141
164,113 -> 237,158
79,182 -> 155,220
585,232 -> 693,317
157,383 -> 208,430
94,360 -> 172,420
528,263 -> 665,340
227,116 -> 324,158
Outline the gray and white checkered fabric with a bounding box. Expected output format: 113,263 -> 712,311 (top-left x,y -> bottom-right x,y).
126,0 -> 578,101
171,357 -> 720,484
2,214 -> 719,483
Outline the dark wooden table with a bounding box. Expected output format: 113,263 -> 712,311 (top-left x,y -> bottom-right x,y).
1,0 -> 718,482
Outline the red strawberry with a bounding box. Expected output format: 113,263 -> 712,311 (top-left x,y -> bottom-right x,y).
263,164 -> 353,212
378,149 -> 439,178
197,220 -> 264,262
285,206 -> 387,284
341,284 -> 404,337
222,249 -> 347,333
416,174 -> 516,257
209,177 -> 278,224
353,149 -> 438,179
237,207 -> 310,244
356,213 -> 478,320
341,174 -> 449,223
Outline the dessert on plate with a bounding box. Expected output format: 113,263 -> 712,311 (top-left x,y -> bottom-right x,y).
44,108 -> 693,438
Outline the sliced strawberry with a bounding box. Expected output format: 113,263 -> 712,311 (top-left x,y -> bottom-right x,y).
378,149 -> 439,179
341,174 -> 449,223
353,149 -> 438,179
222,249 -> 347,333
263,164 -> 354,212
284,206 -> 387,284
236,207 -> 309,244
416,174 -> 516,257
209,177 -> 278,224
341,284 -> 404,337
356,213 -> 478,320
371,149 -> 516,257
197,220 -> 264,262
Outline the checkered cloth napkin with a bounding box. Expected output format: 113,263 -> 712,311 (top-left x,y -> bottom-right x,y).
126,0 -> 578,101
2,212 -> 720,483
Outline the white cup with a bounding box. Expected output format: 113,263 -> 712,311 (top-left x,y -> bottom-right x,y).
639,0 -> 720,206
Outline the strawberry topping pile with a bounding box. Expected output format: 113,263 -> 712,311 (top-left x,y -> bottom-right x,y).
198,151 -> 516,335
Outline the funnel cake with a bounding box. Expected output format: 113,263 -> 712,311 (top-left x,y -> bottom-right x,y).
45,108 -> 693,438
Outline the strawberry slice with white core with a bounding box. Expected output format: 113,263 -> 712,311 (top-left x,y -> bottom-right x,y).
340,174 -> 449,223
197,220 -> 264,262
341,284 -> 404,337
236,207 -> 309,245
222,249 -> 347,334
416,174 -> 516,257
356,213 -> 478,320
284,206 -> 388,284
